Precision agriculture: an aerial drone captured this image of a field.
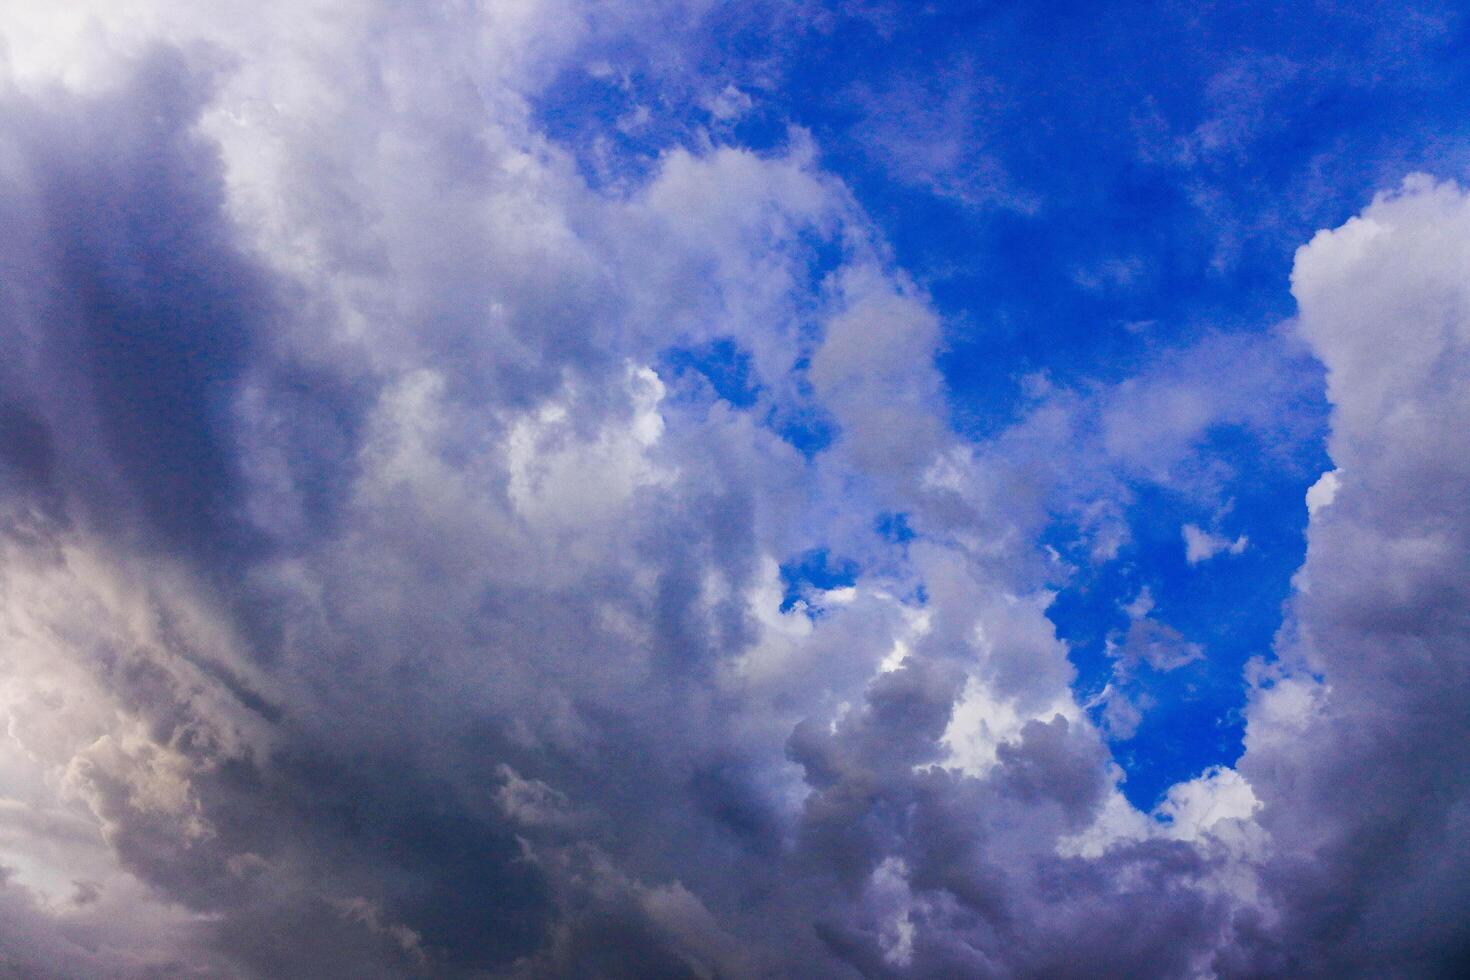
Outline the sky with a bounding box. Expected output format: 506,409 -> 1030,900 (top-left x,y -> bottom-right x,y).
0,1 -> 1468,977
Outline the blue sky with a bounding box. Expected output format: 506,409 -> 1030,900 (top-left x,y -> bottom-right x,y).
2,2 -> 1470,976
534,0 -> 1465,807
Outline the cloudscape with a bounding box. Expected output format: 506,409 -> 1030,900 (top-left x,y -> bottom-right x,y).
1,2 -> 1468,977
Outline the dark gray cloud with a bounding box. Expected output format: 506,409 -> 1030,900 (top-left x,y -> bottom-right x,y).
0,48 -> 270,565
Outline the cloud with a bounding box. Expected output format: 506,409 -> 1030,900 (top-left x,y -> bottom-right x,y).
1110,619 -> 1205,675
0,4 -> 1467,978
1229,175 -> 1470,976
1182,523 -> 1249,564
1304,468 -> 1340,516
842,59 -> 1035,212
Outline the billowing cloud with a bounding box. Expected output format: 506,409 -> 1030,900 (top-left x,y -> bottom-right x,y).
0,3 -> 1467,978
1225,176 -> 1470,977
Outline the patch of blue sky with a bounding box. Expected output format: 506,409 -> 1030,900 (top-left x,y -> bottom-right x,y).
874,511 -> 915,545
767,403 -> 839,458
660,338 -> 762,408
779,547 -> 859,616
535,47 -> 791,194
769,1 -> 1470,402
661,334 -> 840,455
1047,418 -> 1329,806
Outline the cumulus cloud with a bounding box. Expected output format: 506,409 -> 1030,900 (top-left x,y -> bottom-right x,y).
0,4 -> 1466,978
1226,175 -> 1470,977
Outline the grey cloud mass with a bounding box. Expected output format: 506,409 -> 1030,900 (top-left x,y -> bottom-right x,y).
0,3 -> 1466,978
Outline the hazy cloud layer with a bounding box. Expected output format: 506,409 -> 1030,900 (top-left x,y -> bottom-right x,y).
0,3 -> 1466,977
